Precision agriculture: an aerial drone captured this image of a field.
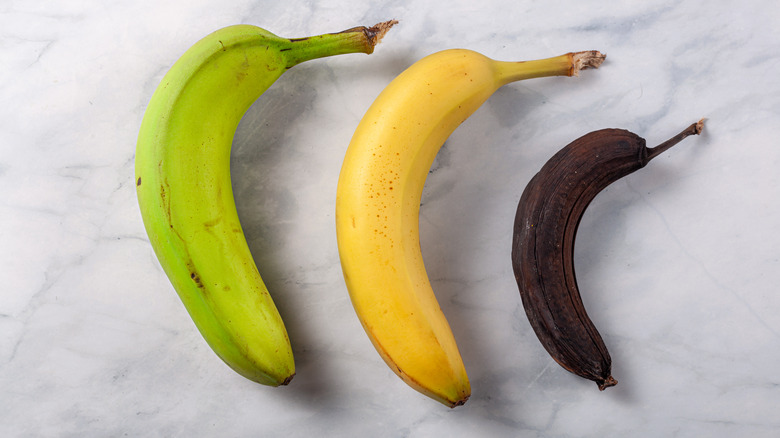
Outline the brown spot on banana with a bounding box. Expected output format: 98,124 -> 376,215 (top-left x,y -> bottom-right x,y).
190,271 -> 204,288
511,119 -> 704,390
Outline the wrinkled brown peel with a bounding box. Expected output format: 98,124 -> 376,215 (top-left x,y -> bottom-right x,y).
512,120 -> 704,390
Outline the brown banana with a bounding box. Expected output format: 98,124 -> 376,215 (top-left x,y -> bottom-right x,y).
511,119 -> 704,390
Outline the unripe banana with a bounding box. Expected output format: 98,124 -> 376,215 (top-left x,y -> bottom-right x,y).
135,21 -> 395,386
336,49 -> 605,406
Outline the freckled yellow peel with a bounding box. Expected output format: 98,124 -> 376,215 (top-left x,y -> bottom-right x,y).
336,49 -> 605,406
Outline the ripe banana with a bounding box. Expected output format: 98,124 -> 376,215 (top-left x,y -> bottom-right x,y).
512,120 -> 704,390
336,49 -> 606,406
135,21 -> 396,386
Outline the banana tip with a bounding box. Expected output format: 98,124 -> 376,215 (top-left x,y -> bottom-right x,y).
449,395 -> 470,408
280,373 -> 295,386
598,375 -> 618,390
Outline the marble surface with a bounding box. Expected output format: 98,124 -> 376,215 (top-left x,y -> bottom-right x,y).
2,0 -> 779,436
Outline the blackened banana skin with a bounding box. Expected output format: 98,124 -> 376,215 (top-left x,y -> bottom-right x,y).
512,120 -> 703,390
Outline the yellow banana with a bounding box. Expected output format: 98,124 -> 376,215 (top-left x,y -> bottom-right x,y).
335,48 -> 605,406
135,21 -> 395,386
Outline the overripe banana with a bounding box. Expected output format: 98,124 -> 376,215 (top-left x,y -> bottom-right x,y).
135,21 -> 396,386
336,49 -> 606,406
512,120 -> 704,390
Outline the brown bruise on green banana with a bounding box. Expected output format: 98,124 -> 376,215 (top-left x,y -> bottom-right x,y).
512,120 -> 704,391
190,270 -> 204,288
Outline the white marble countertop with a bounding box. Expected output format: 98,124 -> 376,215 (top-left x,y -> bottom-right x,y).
2,0 -> 779,436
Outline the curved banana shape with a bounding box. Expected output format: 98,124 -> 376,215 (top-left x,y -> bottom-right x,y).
512,120 -> 704,390
135,21 -> 395,386
336,49 -> 605,406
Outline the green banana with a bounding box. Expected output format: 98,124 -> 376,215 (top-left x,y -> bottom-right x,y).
135,21 -> 396,386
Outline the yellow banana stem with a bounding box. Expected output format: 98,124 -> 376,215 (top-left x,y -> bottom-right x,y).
495,50 -> 606,85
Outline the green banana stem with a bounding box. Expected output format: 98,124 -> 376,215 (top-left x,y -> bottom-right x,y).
284,20 -> 398,68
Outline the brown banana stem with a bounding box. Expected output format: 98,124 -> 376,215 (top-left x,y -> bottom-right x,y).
335,20 -> 398,48
646,118 -> 705,161
571,50 -> 607,75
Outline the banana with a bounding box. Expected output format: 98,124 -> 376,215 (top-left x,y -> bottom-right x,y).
135,21 -> 396,386
335,49 -> 606,406
512,120 -> 704,390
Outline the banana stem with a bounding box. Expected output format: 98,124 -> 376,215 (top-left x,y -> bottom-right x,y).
646,118 -> 705,161
495,50 -> 606,85
284,20 -> 397,68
